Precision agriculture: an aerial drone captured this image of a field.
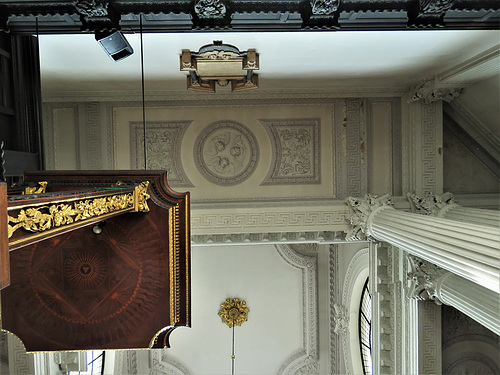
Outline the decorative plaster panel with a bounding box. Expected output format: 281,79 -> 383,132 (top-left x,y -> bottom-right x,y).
130,121 -> 193,187
275,244 -> 319,375
84,102 -> 102,170
334,99 -> 368,199
260,118 -> 321,185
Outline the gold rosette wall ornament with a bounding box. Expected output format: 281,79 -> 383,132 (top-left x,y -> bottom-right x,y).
218,298 -> 249,327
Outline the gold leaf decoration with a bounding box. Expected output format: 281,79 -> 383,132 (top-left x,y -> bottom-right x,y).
7,182 -> 150,239
218,298 -> 249,328
24,181 -> 48,195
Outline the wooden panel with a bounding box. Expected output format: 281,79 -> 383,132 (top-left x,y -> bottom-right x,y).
1,171 -> 190,351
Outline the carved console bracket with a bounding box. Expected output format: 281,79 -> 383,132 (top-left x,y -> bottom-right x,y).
307,0 -> 340,28
410,0 -> 455,27
194,0 -> 226,20
74,0 -> 120,31
407,191 -> 456,216
407,255 -> 448,303
345,194 -> 393,241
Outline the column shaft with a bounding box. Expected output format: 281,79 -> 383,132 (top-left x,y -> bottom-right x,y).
438,204 -> 500,228
437,273 -> 500,335
368,206 -> 500,293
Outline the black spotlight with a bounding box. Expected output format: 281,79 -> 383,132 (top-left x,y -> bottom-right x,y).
95,30 -> 134,62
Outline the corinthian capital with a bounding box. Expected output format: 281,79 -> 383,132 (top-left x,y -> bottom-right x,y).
345,194 -> 393,241
407,192 -> 456,216
407,255 -> 448,303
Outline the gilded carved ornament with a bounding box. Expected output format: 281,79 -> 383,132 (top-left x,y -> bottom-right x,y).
218,298 -> 249,328
24,181 -> 48,195
8,182 -> 150,239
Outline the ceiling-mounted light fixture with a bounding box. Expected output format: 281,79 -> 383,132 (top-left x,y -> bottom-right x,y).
95,30 -> 134,62
180,41 -> 259,93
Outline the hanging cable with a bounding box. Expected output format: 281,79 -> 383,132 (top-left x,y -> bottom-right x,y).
231,318 -> 235,375
139,14 -> 147,170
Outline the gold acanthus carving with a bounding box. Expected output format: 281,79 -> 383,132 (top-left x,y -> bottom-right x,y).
23,181 -> 48,195
218,298 -> 249,328
8,182 -> 150,239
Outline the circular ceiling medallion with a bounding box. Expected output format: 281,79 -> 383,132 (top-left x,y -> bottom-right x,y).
194,120 -> 259,185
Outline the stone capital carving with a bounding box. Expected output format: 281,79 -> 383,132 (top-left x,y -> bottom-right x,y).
194,0 -> 226,19
407,192 -> 456,216
311,0 -> 340,15
407,255 -> 448,303
345,194 -> 393,241
408,79 -> 462,104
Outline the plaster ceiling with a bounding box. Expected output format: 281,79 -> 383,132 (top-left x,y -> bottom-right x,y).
39,29 -> 500,93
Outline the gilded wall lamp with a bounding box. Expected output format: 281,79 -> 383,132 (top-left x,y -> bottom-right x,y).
218,298 -> 249,375
180,41 -> 259,93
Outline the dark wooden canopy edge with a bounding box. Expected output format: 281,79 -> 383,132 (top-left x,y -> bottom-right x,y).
1,170 -> 191,351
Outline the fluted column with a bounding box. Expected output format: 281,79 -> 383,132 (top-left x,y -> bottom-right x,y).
408,192 -> 499,228
346,194 -> 500,293
408,255 -> 500,335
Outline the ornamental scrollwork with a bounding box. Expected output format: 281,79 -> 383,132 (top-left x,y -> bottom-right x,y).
218,298 -> 249,328
74,0 -> 108,17
311,0 -> 340,15
419,0 -> 455,15
332,303 -> 349,335
8,182 -> 150,239
194,0 -> 226,19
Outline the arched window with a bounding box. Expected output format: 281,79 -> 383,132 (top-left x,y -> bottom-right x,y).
359,278 -> 372,375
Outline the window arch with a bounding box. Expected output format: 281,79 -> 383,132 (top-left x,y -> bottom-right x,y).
359,278 -> 372,375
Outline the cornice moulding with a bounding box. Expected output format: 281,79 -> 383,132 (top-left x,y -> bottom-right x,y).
41,87 -> 406,102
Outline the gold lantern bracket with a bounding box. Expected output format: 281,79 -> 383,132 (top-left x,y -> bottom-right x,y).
218,298 -> 249,328
180,41 -> 259,93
